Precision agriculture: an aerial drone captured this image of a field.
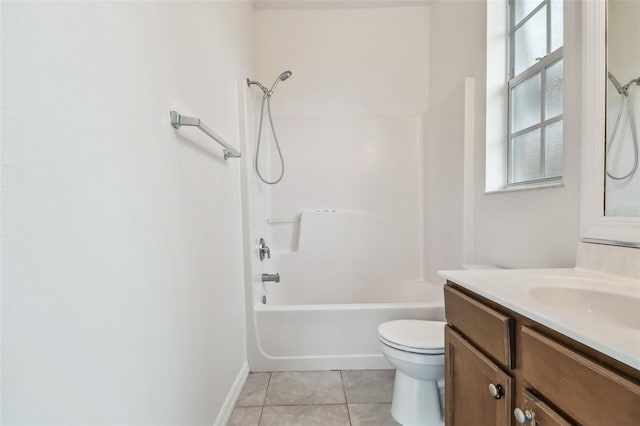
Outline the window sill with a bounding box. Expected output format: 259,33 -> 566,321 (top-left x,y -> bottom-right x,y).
484,181 -> 565,195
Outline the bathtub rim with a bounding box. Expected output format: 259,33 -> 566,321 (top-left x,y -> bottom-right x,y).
253,300 -> 444,312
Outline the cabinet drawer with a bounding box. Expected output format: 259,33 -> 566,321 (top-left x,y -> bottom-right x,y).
521,326 -> 640,426
444,285 -> 514,368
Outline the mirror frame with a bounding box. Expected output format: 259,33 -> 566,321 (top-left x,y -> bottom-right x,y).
581,0 -> 640,247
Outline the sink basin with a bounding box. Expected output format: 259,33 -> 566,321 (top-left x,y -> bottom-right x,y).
528,286 -> 640,330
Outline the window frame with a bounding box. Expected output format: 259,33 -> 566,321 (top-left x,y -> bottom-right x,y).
507,0 -> 564,186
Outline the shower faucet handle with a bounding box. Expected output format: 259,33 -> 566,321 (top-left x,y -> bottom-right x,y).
258,238 -> 271,261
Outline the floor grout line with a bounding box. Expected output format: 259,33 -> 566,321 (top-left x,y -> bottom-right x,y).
262,372 -> 272,406
340,370 -> 353,426
256,406 -> 264,426
257,372 -> 271,425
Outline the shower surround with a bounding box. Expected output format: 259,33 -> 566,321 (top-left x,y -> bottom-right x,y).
240,4 -> 439,371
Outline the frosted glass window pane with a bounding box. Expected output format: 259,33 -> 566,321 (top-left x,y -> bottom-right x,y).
545,59 -> 563,119
545,121 -> 563,178
511,72 -> 541,133
550,0 -> 564,51
512,129 -> 542,183
514,0 -> 543,25
514,6 -> 547,76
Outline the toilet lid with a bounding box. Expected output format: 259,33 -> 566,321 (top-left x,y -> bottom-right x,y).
378,320 -> 446,355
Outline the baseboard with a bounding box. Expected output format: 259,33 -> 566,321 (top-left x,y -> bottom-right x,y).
214,361 -> 249,426
248,352 -> 393,372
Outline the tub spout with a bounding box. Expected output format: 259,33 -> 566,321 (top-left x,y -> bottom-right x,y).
262,273 -> 280,283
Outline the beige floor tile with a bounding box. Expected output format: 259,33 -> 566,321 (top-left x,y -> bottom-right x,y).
348,403 -> 401,426
259,405 -> 350,426
342,370 -> 395,403
237,373 -> 271,407
264,371 -> 345,405
228,406 -> 262,426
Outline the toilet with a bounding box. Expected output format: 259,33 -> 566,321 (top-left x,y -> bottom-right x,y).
378,319 -> 446,426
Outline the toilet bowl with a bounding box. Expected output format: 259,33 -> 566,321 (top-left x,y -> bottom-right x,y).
378,320 -> 446,426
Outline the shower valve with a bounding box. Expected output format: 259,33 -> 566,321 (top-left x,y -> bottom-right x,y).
258,238 -> 271,261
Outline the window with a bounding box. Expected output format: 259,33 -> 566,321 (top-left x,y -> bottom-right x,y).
507,0 -> 563,185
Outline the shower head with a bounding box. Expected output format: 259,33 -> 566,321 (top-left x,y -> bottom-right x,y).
247,70 -> 293,98
621,76 -> 640,93
279,70 -> 293,81
269,70 -> 293,96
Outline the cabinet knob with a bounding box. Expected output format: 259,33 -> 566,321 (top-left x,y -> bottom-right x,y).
514,408 -> 533,424
488,383 -> 504,399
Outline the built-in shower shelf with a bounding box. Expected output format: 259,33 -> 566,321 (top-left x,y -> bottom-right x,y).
267,210 -> 336,224
267,216 -> 301,224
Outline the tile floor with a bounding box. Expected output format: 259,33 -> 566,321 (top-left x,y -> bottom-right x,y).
228,370 -> 401,426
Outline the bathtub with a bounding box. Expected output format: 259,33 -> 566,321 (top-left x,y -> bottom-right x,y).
249,281 -> 445,371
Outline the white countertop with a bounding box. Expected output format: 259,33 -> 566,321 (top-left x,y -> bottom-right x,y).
439,267 -> 640,371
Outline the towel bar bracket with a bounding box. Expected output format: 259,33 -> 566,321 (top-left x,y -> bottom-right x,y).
169,110 -> 241,160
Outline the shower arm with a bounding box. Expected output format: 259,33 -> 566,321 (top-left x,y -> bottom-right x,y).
247,79 -> 272,97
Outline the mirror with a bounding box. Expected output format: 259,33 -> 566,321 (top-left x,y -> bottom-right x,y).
605,0 -> 640,217
581,0 -> 640,246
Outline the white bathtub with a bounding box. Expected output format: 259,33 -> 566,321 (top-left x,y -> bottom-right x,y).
249,281 -> 445,371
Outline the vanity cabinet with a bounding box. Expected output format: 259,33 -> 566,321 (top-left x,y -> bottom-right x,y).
444,283 -> 640,426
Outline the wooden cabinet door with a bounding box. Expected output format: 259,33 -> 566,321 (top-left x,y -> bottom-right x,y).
445,326 -> 513,426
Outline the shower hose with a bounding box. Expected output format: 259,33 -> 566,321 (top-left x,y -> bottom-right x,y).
255,95 -> 285,185
607,83 -> 639,180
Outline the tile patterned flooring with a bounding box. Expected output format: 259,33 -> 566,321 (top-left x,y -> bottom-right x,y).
228,370 -> 401,426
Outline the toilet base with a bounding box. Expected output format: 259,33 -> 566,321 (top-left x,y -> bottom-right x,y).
390,370 -> 443,426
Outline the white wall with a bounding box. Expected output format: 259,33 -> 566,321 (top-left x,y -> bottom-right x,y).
474,0 -> 582,269
423,1 -> 486,283
1,2 -> 252,424
424,0 -> 582,281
